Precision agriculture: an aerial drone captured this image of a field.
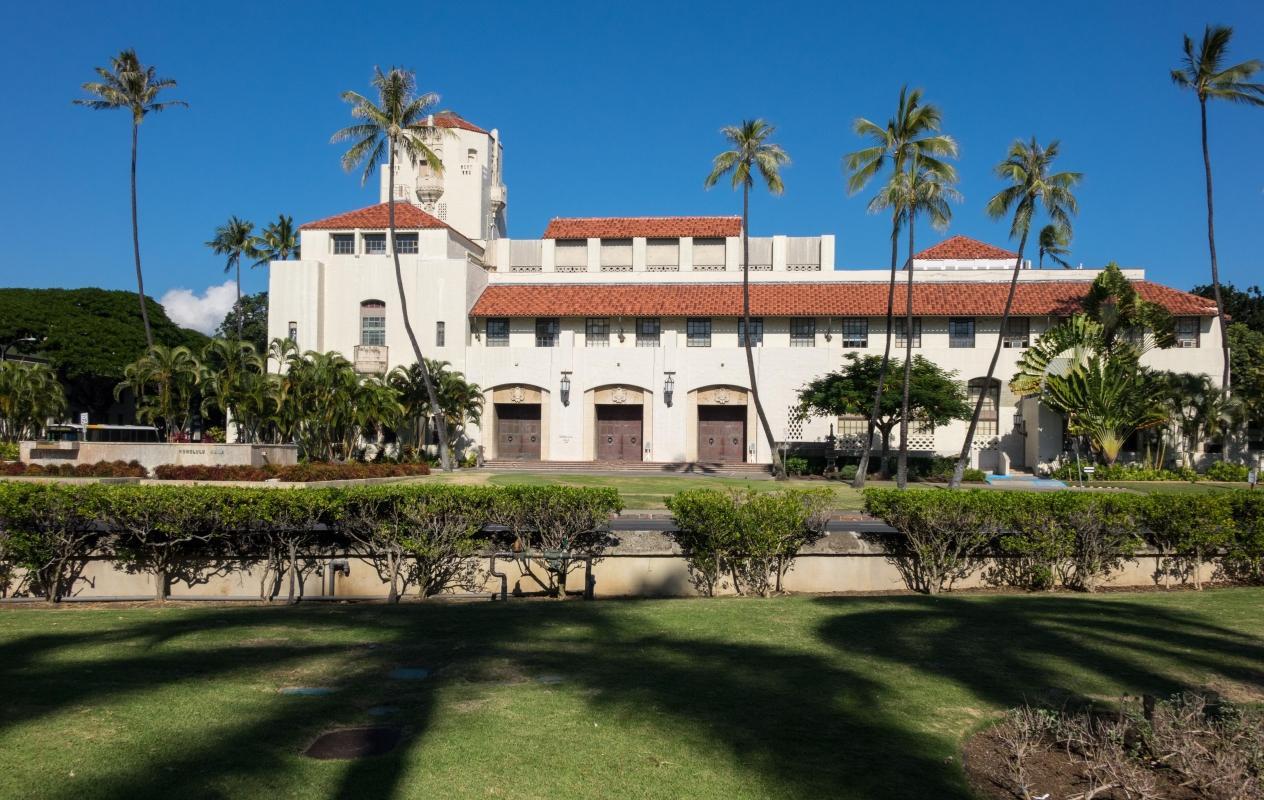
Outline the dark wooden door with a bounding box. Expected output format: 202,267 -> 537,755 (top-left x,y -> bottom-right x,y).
496,404 -> 541,461
595,405 -> 643,462
698,407 -> 746,463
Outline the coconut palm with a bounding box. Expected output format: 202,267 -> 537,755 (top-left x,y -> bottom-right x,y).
116,345 -> 201,440
1171,25 -> 1264,391
254,214 -> 300,265
332,66 -> 453,471
705,119 -> 791,479
74,50 -> 187,348
206,217 -> 262,341
0,362 -> 66,442
950,138 -> 1081,487
844,86 -> 957,487
1037,223 -> 1072,268
199,338 -> 263,442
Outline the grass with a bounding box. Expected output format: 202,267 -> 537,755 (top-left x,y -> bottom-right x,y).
1,590 -> 1262,799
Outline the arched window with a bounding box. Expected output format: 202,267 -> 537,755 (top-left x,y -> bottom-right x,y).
968,378 -> 1001,438
360,300 -> 386,346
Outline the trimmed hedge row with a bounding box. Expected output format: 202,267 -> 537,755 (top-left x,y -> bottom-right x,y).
1050,461 -> 1251,483
151,462 -> 432,481
863,489 -> 1264,594
0,460 -> 148,478
0,483 -> 621,602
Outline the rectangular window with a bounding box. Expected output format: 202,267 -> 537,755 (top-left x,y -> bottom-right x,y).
360,302 -> 386,346
363,233 -> 387,255
332,234 -> 355,255
435,320 -> 445,347
395,233 -> 419,254
585,317 -> 610,347
287,321 -> 298,344
949,317 -> 976,348
687,318 -> 712,347
840,318 -> 868,348
535,317 -> 560,347
969,380 -> 1000,438
486,318 -> 509,347
738,317 -> 764,346
790,318 -> 816,348
1003,317 -> 1030,348
1175,317 -> 1200,348
636,317 -> 661,348
894,317 -> 922,348
837,415 -> 869,437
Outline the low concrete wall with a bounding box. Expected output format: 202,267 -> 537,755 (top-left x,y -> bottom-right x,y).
2,530 -> 1207,601
19,441 -> 299,475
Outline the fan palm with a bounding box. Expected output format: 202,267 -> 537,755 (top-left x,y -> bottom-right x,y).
705,119 -> 791,479
868,156 -> 960,487
844,86 -> 957,487
206,217 -> 262,341
333,67 -> 453,471
254,214 -> 300,265
950,138 -> 1081,487
74,50 -> 186,348
1037,224 -> 1072,268
1171,25 -> 1264,391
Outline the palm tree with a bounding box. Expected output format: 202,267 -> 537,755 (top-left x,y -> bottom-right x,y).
1037,223 -> 1072,268
332,67 -> 454,472
199,338 -> 263,442
116,344 -> 201,440
870,157 -> 960,488
844,87 -> 957,487
254,214 -> 301,265
206,217 -> 261,341
1171,25 -> 1264,391
74,50 -> 186,348
950,138 -> 1081,488
705,120 -> 791,479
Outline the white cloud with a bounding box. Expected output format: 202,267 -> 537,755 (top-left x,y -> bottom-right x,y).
160,280 -> 238,334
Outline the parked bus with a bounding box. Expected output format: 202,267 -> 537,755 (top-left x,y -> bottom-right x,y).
44,424 -> 162,444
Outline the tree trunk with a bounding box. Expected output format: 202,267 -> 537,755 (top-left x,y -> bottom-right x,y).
131,121 -> 153,348
387,144 -> 453,471
234,259 -> 243,341
286,538 -> 299,605
155,565 -> 167,602
854,211 -> 901,489
951,229 -> 1030,488
897,210 -> 916,489
741,182 -> 784,480
1199,98 -> 1231,394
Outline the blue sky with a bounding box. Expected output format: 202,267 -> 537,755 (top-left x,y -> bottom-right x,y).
1,0 -> 1261,327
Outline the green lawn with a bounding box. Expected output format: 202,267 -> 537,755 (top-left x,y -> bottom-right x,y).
2,590 -> 1262,799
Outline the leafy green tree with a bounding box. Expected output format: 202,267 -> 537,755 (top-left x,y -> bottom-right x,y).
705,119 -> 791,480
199,338 -> 263,443
332,67 -> 453,472
0,362 -> 67,441
952,138 -> 1081,487
844,87 -> 957,488
1037,223 -> 1071,268
1155,371 -> 1241,462
74,50 -> 187,348
797,354 -> 972,477
206,217 -> 262,341
115,345 -> 201,440
1193,284 -> 1264,332
1227,323 -> 1264,430
389,360 -> 483,460
215,292 -> 268,354
254,214 -> 300,264
1172,25 -> 1264,390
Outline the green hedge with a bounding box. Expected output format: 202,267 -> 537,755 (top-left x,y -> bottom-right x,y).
1,460 -> 147,477
0,482 -> 620,602
863,488 -> 1264,594
151,462 -> 431,481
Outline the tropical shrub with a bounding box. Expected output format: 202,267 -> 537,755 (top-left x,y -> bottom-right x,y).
0,460 -> 147,478
1224,493 -> 1264,585
1050,462 -> 1194,482
0,483 -> 106,600
1205,461 -> 1249,483
1140,493 -> 1235,589
0,442 -> 19,461
666,489 -> 830,597
784,456 -> 810,477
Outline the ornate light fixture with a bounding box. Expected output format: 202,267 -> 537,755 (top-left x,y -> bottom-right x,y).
663,373 -> 675,407
560,372 -> 572,406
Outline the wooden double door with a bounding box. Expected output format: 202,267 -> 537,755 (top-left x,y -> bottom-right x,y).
698,406 -> 746,463
595,405 -> 643,462
495,403 -> 541,461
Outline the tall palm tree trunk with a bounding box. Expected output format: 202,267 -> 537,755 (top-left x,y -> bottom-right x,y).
951,231 -> 1030,487
131,122 -> 153,348
897,212 -> 916,489
1200,98 -> 1231,393
854,211 -> 900,487
234,259 -> 243,340
387,146 -> 453,471
741,184 -> 783,479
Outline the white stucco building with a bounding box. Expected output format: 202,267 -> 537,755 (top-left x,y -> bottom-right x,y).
268,112 -> 1220,471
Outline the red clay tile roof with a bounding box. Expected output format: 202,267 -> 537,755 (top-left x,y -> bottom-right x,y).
301,202 -> 448,231
428,112 -> 488,134
470,281 -> 1217,318
914,235 -> 1018,260
543,216 -> 742,239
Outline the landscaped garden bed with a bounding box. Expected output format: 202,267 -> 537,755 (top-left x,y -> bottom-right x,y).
0,459 -> 147,477
151,462 -> 432,482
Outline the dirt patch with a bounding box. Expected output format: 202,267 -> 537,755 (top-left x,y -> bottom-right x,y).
303,726 -> 402,760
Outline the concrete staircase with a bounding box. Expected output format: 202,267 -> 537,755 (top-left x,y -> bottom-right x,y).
483,460 -> 773,478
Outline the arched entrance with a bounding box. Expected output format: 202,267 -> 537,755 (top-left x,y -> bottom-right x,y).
687,386 -> 752,463
585,385 -> 652,462
489,384 -> 549,461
